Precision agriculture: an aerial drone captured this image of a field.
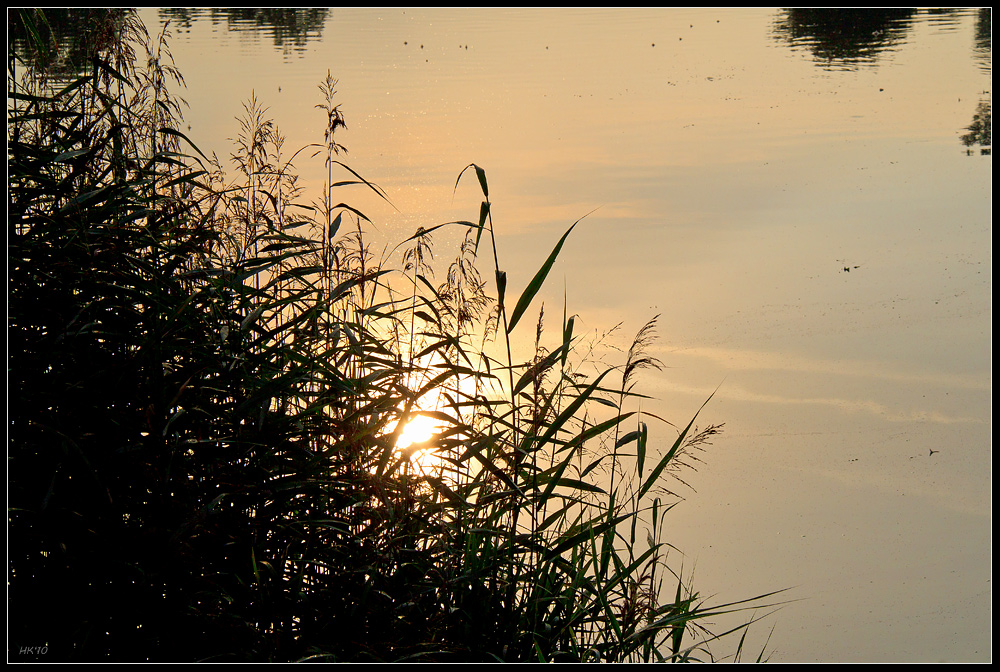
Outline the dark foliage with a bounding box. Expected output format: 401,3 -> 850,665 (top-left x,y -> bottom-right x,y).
8,9 -> 777,662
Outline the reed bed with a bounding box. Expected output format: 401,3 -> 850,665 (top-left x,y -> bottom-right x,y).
8,9 -> 780,662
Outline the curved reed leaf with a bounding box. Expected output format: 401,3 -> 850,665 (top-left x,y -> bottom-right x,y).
638,390 -> 716,500
506,217 -> 580,335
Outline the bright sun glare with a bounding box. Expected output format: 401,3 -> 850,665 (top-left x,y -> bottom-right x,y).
393,408 -> 446,476
391,352 -> 480,476
395,413 -> 439,451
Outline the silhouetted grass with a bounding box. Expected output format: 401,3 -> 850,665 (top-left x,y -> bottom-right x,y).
8,9 -> 781,662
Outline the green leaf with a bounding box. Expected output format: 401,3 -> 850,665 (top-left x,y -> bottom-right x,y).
453,163 -> 489,201
157,126 -> 211,162
637,421 -> 648,477
544,512 -> 631,560
330,160 -> 396,210
638,391 -> 716,500
559,413 -> 632,456
616,429 -> 641,449
562,315 -> 575,369
475,200 -> 489,254
240,304 -> 266,331
537,369 -> 614,451
513,342 -> 569,396
495,270 -> 507,311
542,477 -> 605,495
424,476 -> 468,508
474,164 -> 488,199
507,216 -> 583,335
330,202 -> 372,224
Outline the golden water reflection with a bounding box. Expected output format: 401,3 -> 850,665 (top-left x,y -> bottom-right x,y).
138,8 -> 991,663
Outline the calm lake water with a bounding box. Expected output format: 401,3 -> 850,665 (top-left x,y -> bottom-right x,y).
134,8 -> 990,663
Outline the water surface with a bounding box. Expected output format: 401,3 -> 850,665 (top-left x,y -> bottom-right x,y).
141,8 -> 992,663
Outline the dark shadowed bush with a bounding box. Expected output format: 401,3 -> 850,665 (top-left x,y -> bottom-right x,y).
8,9 -> 779,662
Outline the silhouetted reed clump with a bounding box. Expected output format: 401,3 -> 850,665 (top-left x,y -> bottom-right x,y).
8,9 -> 778,662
